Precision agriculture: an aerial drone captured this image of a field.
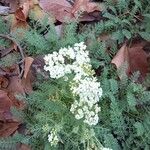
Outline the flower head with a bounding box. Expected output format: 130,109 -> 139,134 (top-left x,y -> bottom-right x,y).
44,42 -> 103,126
48,129 -> 59,146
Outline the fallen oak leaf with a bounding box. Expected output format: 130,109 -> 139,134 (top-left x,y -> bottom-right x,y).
128,43 -> 149,79
1,66 -> 26,109
39,0 -> 73,22
111,41 -> 149,81
39,0 -> 104,22
22,56 -> 51,93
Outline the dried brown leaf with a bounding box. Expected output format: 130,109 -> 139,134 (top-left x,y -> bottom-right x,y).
111,41 -> 149,81
111,44 -> 128,69
39,0 -> 73,22
15,1 -> 30,21
23,57 -> 34,79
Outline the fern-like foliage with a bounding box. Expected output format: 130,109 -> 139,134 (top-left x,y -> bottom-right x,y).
99,71 -> 150,150
0,1 -> 150,150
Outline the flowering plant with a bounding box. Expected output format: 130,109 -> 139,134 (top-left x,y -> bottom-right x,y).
43,42 -> 106,147
44,42 -> 102,126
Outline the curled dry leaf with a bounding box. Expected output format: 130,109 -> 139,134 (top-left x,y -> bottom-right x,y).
111,44 -> 128,69
111,41 -> 149,81
22,57 -> 34,93
15,2 -> 30,21
23,57 -> 34,79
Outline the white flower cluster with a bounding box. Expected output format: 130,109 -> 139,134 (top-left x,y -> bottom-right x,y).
44,42 -> 89,79
71,77 -> 102,105
48,129 -> 59,146
70,77 -> 102,125
44,42 -> 102,126
70,100 -> 101,125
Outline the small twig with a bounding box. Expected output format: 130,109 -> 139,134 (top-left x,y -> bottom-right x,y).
119,10 -> 143,22
0,47 -> 14,57
133,14 -> 143,22
0,34 -> 25,78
